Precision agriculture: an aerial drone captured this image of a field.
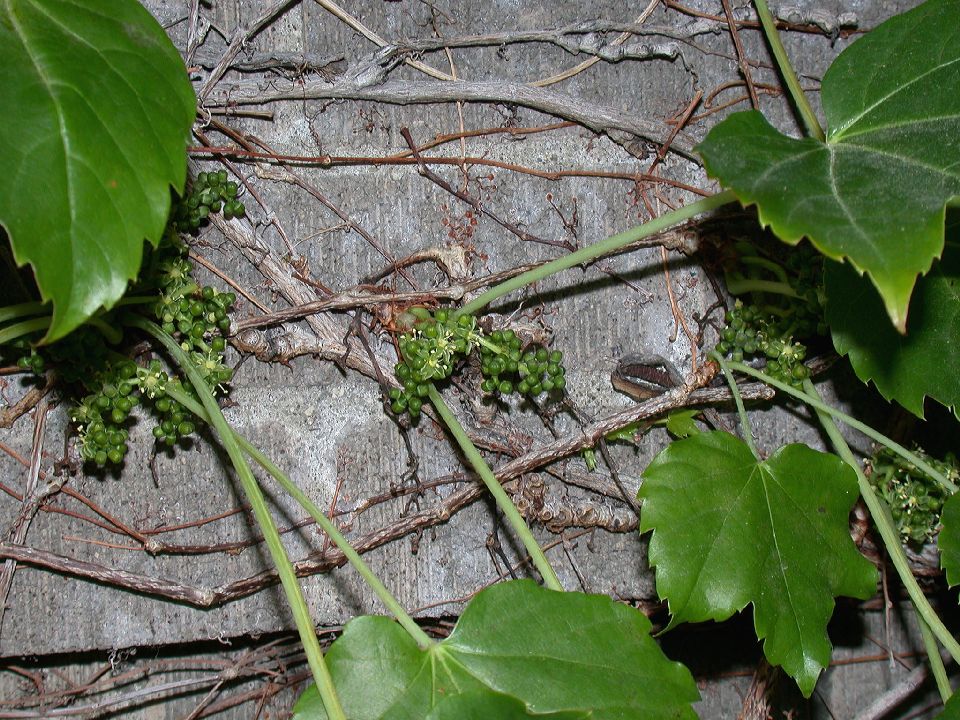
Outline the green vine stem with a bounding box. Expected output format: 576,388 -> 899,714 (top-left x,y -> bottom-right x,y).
427,384 -> 564,591
711,351 -> 758,458
753,0 -> 826,142
916,611 -> 951,703
0,301 -> 47,324
132,318 -> 348,720
726,361 -> 958,494
723,277 -> 800,299
0,316 -> 51,345
737,255 -> 791,284
803,379 -> 960,671
159,382 -> 434,650
456,190 -> 736,317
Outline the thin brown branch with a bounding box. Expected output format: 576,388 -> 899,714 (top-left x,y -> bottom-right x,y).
204,77 -> 696,157
0,400 -> 56,635
400,127 -> 571,250
0,373 -> 777,608
720,0 -> 760,109
188,143 -> 709,196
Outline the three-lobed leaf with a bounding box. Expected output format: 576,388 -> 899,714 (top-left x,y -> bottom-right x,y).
0,0 -> 196,341
638,432 -> 877,696
293,579 -> 699,719
697,0 -> 960,331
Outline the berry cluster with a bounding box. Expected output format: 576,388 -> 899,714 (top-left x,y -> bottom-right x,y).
779,250 -> 827,339
14,324 -> 110,384
155,282 -> 235,355
171,170 -> 245,232
715,300 -> 811,388
386,308 -> 567,419
389,308 -> 481,418
69,360 -> 141,466
866,446 -> 958,545
136,238 -> 235,452
479,329 -> 566,398
15,173 -> 242,467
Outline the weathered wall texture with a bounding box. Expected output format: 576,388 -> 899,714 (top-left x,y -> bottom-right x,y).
0,0 -> 938,717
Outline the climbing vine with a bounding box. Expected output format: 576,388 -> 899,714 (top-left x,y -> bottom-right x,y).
0,0 -> 958,717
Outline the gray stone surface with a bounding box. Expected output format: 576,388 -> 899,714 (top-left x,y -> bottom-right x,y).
1,0 -> 943,717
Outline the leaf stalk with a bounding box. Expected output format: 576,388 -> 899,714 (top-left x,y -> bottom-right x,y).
804,379 -> 960,668
161,382 -> 434,649
753,0 -> 826,141
455,190 -> 736,317
427,384 -> 563,591
133,317 -> 348,720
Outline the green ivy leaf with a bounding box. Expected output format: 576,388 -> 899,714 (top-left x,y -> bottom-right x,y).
825,240 -> 960,418
664,409 -> 700,438
0,0 -> 195,341
295,687 -> 591,720
638,432 -> 877,697
292,579 -> 699,720
697,0 -> 960,331
938,493 -> 960,588
426,692 -> 589,720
